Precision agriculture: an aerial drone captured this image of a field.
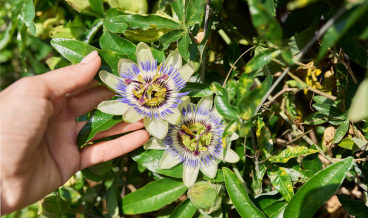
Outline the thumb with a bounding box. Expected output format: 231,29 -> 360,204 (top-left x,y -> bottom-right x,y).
36,51 -> 101,100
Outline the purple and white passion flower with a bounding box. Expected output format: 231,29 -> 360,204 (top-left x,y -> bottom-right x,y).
97,42 -> 195,139
144,96 -> 240,187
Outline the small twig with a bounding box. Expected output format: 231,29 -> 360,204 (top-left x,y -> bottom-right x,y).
265,88 -> 297,105
328,48 -> 358,84
254,67 -> 290,116
287,71 -> 337,100
222,46 -> 255,87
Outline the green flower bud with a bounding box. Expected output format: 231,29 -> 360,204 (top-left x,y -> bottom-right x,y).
108,0 -> 148,14
37,192 -> 67,217
187,181 -> 218,210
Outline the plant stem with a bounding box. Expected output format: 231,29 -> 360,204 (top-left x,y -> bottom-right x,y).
250,123 -> 259,172
200,0 -> 211,84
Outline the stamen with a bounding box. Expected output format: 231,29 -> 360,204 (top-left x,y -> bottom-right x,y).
179,129 -> 196,137
125,78 -> 144,85
151,74 -> 169,84
138,87 -> 148,105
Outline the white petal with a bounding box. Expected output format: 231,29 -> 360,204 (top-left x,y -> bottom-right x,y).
178,96 -> 191,112
159,152 -> 181,169
136,42 -> 154,70
230,132 -> 239,141
165,50 -> 182,69
99,70 -> 121,92
183,165 -> 199,187
97,100 -> 129,115
177,61 -> 195,82
165,108 -> 181,125
211,107 -> 223,119
144,138 -> 165,150
123,107 -> 144,123
118,58 -> 138,76
144,117 -> 168,139
197,95 -> 213,110
200,163 -> 218,179
223,149 -> 240,163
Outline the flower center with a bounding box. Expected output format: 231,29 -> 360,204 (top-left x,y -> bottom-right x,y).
125,73 -> 169,106
179,123 -> 212,156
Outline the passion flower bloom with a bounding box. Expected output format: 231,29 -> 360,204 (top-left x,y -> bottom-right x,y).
144,96 -> 240,187
97,42 -> 195,139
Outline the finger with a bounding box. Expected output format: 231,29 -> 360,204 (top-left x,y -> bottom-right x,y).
67,85 -> 115,118
76,120 -> 144,141
35,51 -> 101,101
73,79 -> 100,93
79,129 -> 150,169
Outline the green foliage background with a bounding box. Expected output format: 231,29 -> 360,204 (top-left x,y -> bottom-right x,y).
1,0 -> 368,217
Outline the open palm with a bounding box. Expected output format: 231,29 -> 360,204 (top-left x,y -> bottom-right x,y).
0,52 -> 149,214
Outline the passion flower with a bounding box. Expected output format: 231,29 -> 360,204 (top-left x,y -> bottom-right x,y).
144,96 -> 240,187
97,42 -> 195,139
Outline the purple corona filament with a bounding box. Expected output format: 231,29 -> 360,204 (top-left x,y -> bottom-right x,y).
163,104 -> 224,168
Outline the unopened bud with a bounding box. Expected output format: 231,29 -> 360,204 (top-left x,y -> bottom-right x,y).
187,181 -> 218,209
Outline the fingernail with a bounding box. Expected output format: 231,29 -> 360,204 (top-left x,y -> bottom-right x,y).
81,51 -> 98,64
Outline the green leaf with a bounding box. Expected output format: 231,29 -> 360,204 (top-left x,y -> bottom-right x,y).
302,144 -> 323,178
171,0 -> 185,22
253,191 -> 287,218
103,8 -> 127,33
211,82 -> 239,120
159,29 -> 185,49
312,104 -> 347,120
112,14 -> 180,30
245,50 -> 281,74
222,168 -> 266,218
238,75 -> 273,120
181,82 -> 214,97
150,47 -> 166,63
107,181 -> 119,216
270,146 -> 319,163
348,76 -> 368,122
51,38 -> 127,72
81,167 -> 116,182
77,110 -> 123,147
237,73 -> 254,97
267,165 -> 294,202
185,0 -> 206,26
222,120 -> 240,147
256,118 -> 273,159
88,0 -> 104,17
99,30 -> 136,60
333,119 -> 350,144
338,139 -> 357,150
131,148 -> 183,178
88,160 -> 113,175
122,178 -> 188,214
283,157 -> 354,218
226,79 -> 237,101
313,95 -> 335,105
80,20 -> 103,44
304,112 -> 327,125
178,32 -> 190,61
337,194 -> 368,218
317,2 -> 368,61
247,0 -> 282,45
22,0 -> 35,23
340,39 -> 368,68
169,199 -> 197,218
203,170 -> 224,182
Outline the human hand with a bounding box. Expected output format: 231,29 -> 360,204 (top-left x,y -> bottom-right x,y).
0,51 -> 150,215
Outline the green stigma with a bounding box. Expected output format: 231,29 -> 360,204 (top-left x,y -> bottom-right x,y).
181,123 -> 212,152
132,74 -> 167,106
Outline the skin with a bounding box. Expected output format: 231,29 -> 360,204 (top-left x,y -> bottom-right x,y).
0,51 -> 150,215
